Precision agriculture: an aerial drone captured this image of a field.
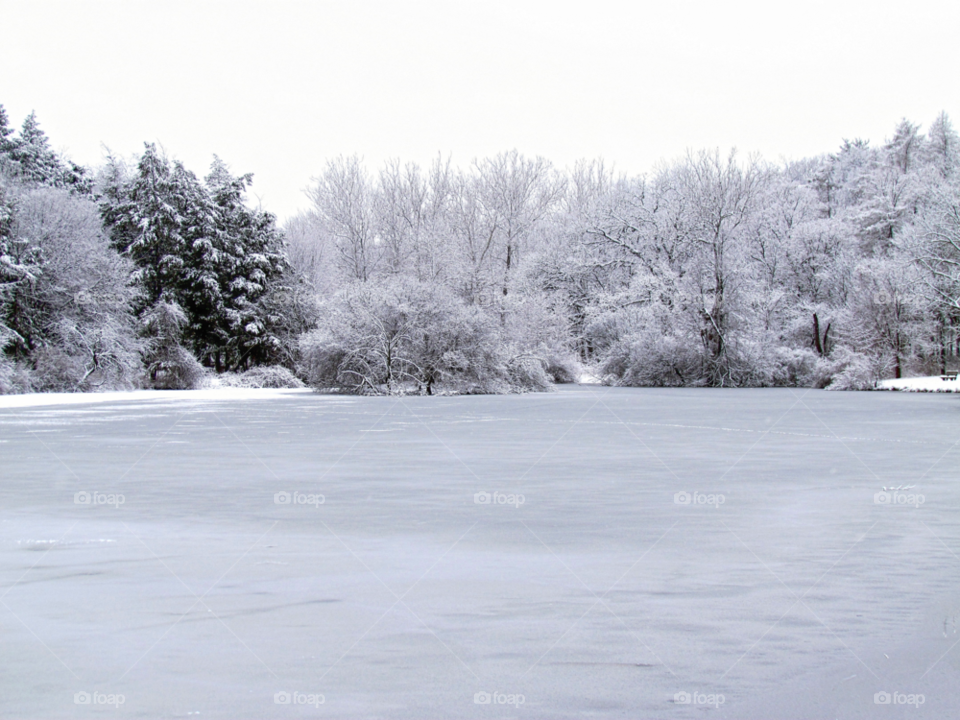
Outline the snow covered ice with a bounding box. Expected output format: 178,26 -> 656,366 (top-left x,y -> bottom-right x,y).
2,386 -> 960,718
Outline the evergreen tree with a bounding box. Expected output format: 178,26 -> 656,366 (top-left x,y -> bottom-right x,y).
926,112 -> 960,179
101,144 -> 199,311
204,157 -> 286,369
0,108 -> 91,193
884,119 -> 925,175
0,180 -> 47,359
8,112 -> 62,185
0,105 -> 15,156
101,147 -> 288,372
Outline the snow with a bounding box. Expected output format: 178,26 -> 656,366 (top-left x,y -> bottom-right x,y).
0,386 -> 316,409
2,386 -> 959,718
877,375 -> 960,392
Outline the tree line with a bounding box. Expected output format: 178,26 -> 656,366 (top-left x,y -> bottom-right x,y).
2,103 -> 959,394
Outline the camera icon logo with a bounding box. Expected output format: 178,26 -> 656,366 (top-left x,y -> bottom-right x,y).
674,691 -> 691,704
274,691 -> 291,704
674,491 -> 691,505
74,491 -> 91,505
874,492 -> 891,505
274,491 -> 291,505
474,691 -> 491,704
74,691 -> 91,705
874,691 -> 891,705
474,491 -> 491,505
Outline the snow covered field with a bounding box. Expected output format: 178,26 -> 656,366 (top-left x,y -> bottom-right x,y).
2,386 -> 959,718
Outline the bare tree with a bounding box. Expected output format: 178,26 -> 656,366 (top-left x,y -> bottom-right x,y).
677,150 -> 765,385
473,151 -> 565,300
306,156 -> 380,282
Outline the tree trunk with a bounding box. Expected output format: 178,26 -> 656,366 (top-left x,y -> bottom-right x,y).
503,242 -> 512,296
894,329 -> 902,379
939,320 -> 947,375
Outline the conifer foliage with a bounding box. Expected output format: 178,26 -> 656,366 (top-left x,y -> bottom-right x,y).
100,144 -> 288,374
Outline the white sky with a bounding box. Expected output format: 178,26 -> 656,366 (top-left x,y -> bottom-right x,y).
1,0 -> 958,221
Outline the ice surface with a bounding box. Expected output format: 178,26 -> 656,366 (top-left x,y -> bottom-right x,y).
1,386 -> 959,718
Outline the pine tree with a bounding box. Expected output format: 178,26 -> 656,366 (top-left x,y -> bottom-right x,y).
204,157 -> 286,369
0,105 -> 15,156
101,147 -> 289,372
170,158 -> 224,364
8,112 -> 62,185
885,119 -> 925,175
0,179 -> 47,360
101,144 -> 196,311
926,112 -> 960,179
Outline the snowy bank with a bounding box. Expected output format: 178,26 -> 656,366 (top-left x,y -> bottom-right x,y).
877,375 -> 960,392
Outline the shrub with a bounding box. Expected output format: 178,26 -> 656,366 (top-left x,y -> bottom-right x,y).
506,354 -> 553,392
221,365 -> 305,389
543,350 -> 581,384
602,331 -> 702,387
300,278 -> 545,395
0,356 -> 34,394
823,348 -> 882,391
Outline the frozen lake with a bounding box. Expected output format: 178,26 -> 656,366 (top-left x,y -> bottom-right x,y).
2,386 -> 959,718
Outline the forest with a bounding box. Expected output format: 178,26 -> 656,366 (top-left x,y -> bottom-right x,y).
2,103 -> 959,395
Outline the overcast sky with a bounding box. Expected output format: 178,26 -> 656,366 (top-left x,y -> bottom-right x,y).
2,0 -> 958,221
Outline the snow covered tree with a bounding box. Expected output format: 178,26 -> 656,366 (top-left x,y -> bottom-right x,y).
284,211 -> 337,295
915,182 -> 960,313
101,147 -> 289,373
0,185 -> 46,359
140,298 -> 204,389
472,151 -> 564,301
812,139 -> 875,219
307,156 -> 380,282
284,114 -> 960,392
300,277 -> 545,395
0,105 -> 15,157
886,119 -> 926,175
375,156 -> 454,280
101,144 -> 198,310
0,108 -> 90,193
925,112 -> 960,179
1,183 -> 141,391
204,157 -> 287,370
7,112 -> 61,186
